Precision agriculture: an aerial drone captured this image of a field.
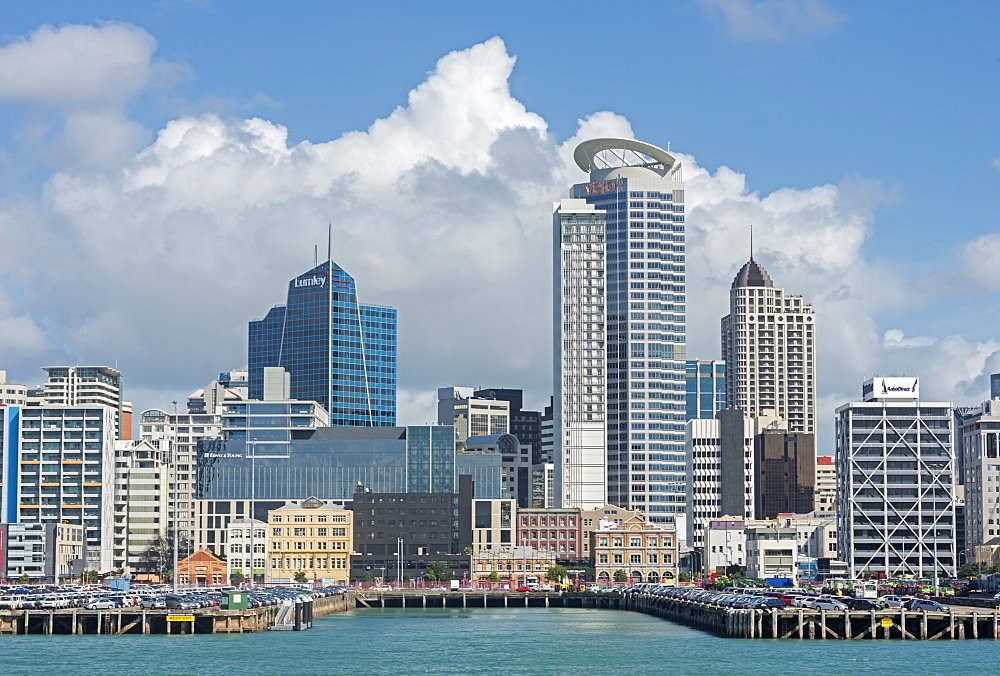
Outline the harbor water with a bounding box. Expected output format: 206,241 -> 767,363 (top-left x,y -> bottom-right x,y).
2,607 -> 1000,675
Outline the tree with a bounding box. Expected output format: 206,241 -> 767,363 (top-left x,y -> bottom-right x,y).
547,565 -> 568,583
138,528 -> 191,581
363,572 -> 374,585
958,562 -> 982,579
230,571 -> 245,585
613,569 -> 628,583
294,571 -> 309,584
18,573 -> 30,584
487,571 -> 500,583
422,561 -> 451,583
678,572 -> 692,583
82,570 -> 99,584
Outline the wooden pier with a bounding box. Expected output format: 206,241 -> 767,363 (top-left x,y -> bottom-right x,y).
4,591 -> 994,640
0,593 -> 354,635
620,593 -> 1000,640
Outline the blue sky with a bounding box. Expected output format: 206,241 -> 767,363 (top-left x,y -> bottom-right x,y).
0,1 -> 998,450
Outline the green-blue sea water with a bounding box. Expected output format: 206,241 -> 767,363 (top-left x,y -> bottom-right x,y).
1,607 -> 997,675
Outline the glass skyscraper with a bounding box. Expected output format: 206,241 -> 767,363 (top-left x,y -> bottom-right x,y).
685,359 -> 726,421
557,138 -> 686,520
248,260 -> 397,426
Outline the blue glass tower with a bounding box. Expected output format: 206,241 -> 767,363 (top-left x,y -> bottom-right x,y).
248,260 -> 396,426
685,359 -> 726,421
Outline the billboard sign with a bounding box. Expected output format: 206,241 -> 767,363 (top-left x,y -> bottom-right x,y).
862,377 -> 919,401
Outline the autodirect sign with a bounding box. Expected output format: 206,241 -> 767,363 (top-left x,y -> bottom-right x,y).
862,377 -> 919,401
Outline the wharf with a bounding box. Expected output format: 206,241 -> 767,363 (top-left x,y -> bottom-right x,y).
621,593 -> 1000,640
0,593 -> 354,635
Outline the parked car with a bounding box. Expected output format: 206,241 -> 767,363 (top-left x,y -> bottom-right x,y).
165,595 -> 198,610
879,595 -> 911,608
139,596 -> 167,609
84,598 -> 122,610
842,598 -> 883,611
907,599 -> 949,612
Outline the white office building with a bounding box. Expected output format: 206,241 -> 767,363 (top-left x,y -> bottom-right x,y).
557,138 -> 687,519
960,397 -> 1000,561
553,198 -> 608,510
113,439 -> 171,574
437,387 -> 510,443
836,377 -> 956,578
684,415 -> 755,550
0,371 -> 27,406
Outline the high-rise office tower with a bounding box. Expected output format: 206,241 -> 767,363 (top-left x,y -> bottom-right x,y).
248,260 -> 397,426
721,258 -> 816,433
2,404 -> 117,572
557,138 -> 686,519
42,366 -> 131,440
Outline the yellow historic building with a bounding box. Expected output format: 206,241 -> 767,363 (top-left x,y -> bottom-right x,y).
267,497 -> 352,585
591,515 -> 677,585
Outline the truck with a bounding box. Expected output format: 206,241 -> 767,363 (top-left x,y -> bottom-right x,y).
449,579 -> 460,591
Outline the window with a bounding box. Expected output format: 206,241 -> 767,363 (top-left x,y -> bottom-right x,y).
294,515 -> 306,523
629,537 -> 642,547
272,528 -> 281,536
294,528 -> 306,536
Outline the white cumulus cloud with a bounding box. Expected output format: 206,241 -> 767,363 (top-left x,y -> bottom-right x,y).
1,27 -> 999,454
0,21 -> 185,168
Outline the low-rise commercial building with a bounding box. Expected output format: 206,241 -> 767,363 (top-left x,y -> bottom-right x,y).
516,507 -> 582,560
471,546 -> 556,588
591,515 -> 677,584
226,518 -> 268,584
267,498 -> 352,585
350,477 -> 474,585
745,524 -> 798,582
0,522 -> 84,582
176,548 -> 228,587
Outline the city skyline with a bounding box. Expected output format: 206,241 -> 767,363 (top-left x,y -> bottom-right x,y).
1,4 -> 999,458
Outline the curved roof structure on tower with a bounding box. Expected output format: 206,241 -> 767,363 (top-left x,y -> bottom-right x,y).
574,137 -> 676,173
731,258 -> 773,289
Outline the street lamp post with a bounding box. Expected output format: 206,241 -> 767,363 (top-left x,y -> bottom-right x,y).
171,401 -> 178,594
397,537 -> 403,588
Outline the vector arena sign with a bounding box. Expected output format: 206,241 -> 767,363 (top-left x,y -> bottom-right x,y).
584,180 -> 618,196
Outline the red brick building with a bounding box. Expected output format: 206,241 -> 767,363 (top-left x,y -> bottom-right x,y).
516,508 -> 582,560
176,548 -> 228,587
